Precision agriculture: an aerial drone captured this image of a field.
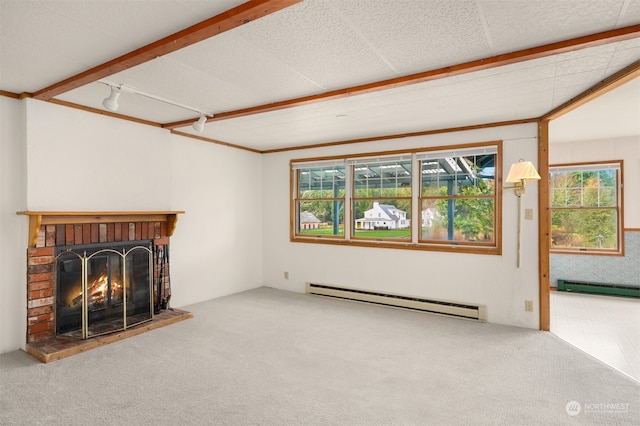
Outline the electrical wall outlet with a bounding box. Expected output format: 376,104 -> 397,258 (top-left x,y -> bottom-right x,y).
284,271 -> 289,279
525,208 -> 534,220
525,300 -> 534,312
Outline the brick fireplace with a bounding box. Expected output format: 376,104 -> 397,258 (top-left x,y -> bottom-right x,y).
17,211 -> 191,362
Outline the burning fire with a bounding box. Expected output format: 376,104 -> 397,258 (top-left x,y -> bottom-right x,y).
68,273 -> 123,307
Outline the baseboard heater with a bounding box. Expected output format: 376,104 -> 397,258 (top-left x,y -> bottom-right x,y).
557,279 -> 640,298
305,283 -> 487,322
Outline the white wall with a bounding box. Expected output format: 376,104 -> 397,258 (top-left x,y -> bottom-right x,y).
168,135 -> 263,307
550,136 -> 640,228
262,123 -> 542,329
25,100 -> 171,211
0,97 -> 27,354
0,100 -> 263,353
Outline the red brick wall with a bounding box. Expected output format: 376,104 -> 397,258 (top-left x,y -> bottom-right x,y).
36,222 -> 167,248
27,247 -> 55,342
26,221 -> 171,343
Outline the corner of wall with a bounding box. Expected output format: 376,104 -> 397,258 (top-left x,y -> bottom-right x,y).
1,95 -> 28,353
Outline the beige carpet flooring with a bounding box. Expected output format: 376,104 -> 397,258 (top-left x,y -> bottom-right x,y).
1,287 -> 639,425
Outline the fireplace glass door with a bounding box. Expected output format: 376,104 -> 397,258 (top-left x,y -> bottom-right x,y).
56,242 -> 153,338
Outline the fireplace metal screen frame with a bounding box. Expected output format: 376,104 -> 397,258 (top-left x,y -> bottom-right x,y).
55,242 -> 154,339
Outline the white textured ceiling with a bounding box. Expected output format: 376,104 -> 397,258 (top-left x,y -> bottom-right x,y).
551,75 -> 640,143
1,0 -> 639,151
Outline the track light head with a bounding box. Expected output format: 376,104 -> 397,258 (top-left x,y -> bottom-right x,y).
102,86 -> 121,112
193,114 -> 207,132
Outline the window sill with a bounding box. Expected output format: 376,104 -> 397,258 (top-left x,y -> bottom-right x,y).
551,248 -> 624,257
292,236 -> 500,255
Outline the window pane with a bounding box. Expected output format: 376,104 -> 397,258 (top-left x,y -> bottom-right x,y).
420,198 -> 447,240
420,151 -> 496,244
550,168 -> 618,208
297,200 -> 344,236
353,159 -> 412,198
353,199 -> 411,240
599,169 -> 616,184
297,166 -> 346,198
582,187 -> 599,207
420,198 -> 494,243
565,188 -> 582,207
550,172 -> 568,189
551,208 -> 618,250
421,160 -> 450,196
551,188 -> 567,207
352,158 -> 412,241
421,154 -> 494,196
550,164 -> 620,252
599,187 -> 616,207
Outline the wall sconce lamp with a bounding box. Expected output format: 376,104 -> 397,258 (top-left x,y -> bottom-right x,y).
505,160 -> 541,268
100,81 -> 211,132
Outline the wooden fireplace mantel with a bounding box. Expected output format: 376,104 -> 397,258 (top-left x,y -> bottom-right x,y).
16,211 -> 185,247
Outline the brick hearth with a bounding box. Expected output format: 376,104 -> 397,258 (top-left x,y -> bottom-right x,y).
26,308 -> 192,363
18,211 -> 187,362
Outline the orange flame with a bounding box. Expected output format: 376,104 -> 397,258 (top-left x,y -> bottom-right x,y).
67,273 -> 123,307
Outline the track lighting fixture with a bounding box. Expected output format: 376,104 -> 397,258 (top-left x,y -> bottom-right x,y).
102,86 -> 121,112
192,114 -> 207,132
99,80 -> 211,132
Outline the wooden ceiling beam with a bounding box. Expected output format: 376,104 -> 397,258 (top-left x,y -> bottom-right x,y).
32,0 -> 302,101
164,24 -> 640,129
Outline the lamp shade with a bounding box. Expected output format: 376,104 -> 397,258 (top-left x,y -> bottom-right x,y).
506,161 -> 541,183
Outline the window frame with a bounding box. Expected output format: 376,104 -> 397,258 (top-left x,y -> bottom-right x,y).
290,141 -> 503,255
549,160 -> 624,256
291,159 -> 347,240
350,155 -> 413,242
417,145 -> 499,249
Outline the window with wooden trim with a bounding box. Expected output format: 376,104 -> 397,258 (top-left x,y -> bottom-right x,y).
418,146 -> 497,246
550,161 -> 623,254
350,155 -> 412,241
293,160 -> 346,238
291,141 -> 502,254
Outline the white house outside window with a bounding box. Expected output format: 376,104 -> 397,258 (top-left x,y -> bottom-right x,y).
290,141 -> 502,255
350,155 -> 412,241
